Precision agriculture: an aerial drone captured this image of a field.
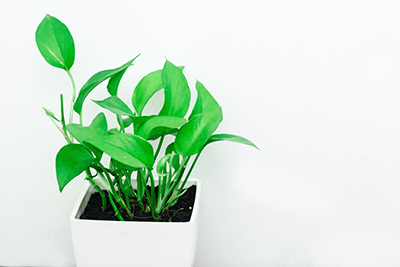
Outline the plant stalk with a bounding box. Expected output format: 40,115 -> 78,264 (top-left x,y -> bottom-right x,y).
154,135 -> 165,160
108,192 -> 125,221
60,94 -> 72,144
98,162 -> 133,219
66,69 -> 76,125
85,171 -> 107,211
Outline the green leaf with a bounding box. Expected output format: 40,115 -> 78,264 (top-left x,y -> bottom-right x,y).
66,113 -> 108,158
206,134 -> 259,150
156,154 -> 171,176
123,117 -> 133,128
92,96 -> 135,117
56,144 -> 95,192
35,14 -> 75,70
165,143 -> 180,170
107,71 -> 126,97
132,66 -> 184,116
189,80 -> 220,120
74,56 -> 139,115
107,59 -> 135,96
175,108 -> 223,157
85,133 -> 154,168
130,115 -> 155,134
159,60 -> 190,117
137,116 -> 186,140
108,128 -> 120,134
111,158 -> 138,172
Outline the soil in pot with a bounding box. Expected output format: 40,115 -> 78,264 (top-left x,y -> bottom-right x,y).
80,185 -> 196,222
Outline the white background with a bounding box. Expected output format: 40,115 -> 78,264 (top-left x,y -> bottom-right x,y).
1,0 -> 400,266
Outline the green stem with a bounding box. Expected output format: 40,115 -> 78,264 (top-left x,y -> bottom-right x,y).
136,170 -> 145,208
60,94 -> 72,144
124,171 -> 136,198
47,115 -> 66,139
154,135 -> 165,160
178,150 -> 202,193
98,162 -> 133,219
66,69 -> 76,125
154,157 -> 189,216
117,115 -> 125,133
108,192 -> 125,221
118,174 -> 131,212
85,171 -> 107,211
149,171 -> 156,208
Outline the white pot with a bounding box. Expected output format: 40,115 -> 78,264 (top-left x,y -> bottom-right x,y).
70,179 -> 201,267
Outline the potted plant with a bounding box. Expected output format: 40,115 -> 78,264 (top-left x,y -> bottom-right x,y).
35,14 -> 258,267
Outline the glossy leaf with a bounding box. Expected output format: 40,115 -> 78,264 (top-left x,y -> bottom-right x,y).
56,144 -> 94,192
35,14 -> 75,70
66,113 -> 108,158
189,80 -> 220,120
206,134 -> 259,150
74,56 -> 139,115
93,96 -> 135,117
85,133 -> 154,168
175,108 -> 223,157
137,116 -> 186,140
132,66 -> 184,116
159,60 -> 190,117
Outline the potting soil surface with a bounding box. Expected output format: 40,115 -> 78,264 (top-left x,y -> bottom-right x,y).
80,185 -> 196,222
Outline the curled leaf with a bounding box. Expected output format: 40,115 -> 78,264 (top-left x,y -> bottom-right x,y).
74,56 -> 139,115
132,66 -> 184,116
159,60 -> 190,117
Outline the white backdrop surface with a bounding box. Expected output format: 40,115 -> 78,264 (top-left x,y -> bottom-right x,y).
1,1 -> 400,266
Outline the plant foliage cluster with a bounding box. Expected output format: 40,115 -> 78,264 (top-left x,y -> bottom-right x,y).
36,14 -> 258,221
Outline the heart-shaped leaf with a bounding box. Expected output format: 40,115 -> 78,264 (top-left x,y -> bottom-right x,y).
85,133 -> 154,168
137,116 -> 186,140
56,144 -> 94,192
175,108 -> 223,157
35,14 -> 75,70
132,66 -> 184,116
74,56 -> 139,115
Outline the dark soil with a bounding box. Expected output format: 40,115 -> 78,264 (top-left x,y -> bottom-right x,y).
80,185 -> 196,222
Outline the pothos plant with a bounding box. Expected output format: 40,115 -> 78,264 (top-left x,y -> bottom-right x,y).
35,14 -> 258,221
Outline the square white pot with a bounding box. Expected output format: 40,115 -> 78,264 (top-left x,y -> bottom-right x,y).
70,179 -> 201,267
